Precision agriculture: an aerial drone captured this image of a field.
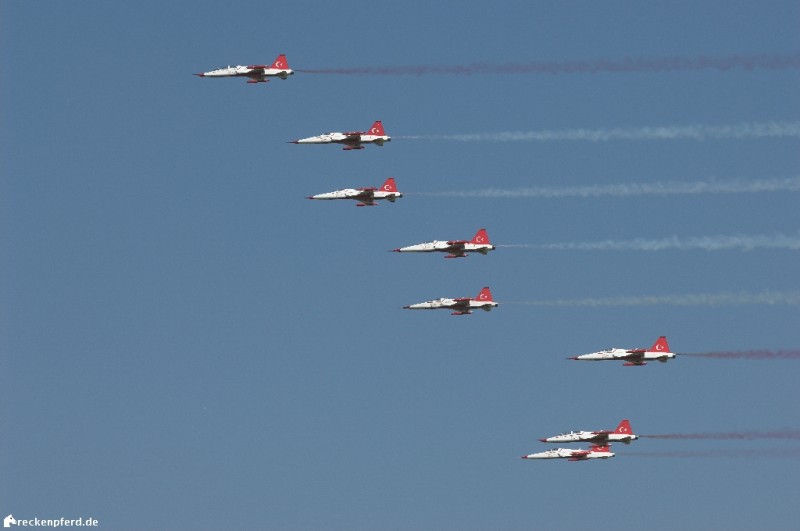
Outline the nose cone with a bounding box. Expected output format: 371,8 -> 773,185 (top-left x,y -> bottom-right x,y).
194,73 -> 206,77
538,438 -> 547,443
291,136 -> 320,144
568,356 -> 579,360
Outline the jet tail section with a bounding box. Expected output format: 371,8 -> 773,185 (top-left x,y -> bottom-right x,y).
380,177 -> 398,192
649,336 -> 670,352
476,286 -> 493,302
615,419 -> 633,434
368,120 -> 386,136
271,54 -> 289,69
590,444 -> 611,453
470,228 -> 491,245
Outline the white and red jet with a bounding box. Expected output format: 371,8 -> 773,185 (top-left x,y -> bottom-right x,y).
290,121 -> 391,150
393,228 -> 496,258
403,286 -> 498,316
569,336 -> 676,366
307,177 -> 402,207
539,419 -> 638,445
521,444 -> 615,462
194,54 -> 294,84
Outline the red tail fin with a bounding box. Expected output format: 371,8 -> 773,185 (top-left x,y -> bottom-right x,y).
590,445 -> 611,453
475,286 -> 493,302
649,336 -> 670,352
271,54 -> 289,69
380,177 -> 397,192
470,228 -> 491,245
614,419 -> 633,434
368,120 -> 385,136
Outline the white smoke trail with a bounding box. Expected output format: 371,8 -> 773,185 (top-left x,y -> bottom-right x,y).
419,176 -> 800,199
297,52 -> 800,76
501,233 -> 800,251
508,291 -> 800,307
401,121 -> 800,142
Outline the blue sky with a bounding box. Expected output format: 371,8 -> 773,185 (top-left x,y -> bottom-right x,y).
2,1 -> 799,530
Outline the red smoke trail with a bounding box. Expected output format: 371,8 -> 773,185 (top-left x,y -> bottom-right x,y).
641,430 -> 800,440
682,350 -> 800,360
297,52 -> 800,76
626,449 -> 800,459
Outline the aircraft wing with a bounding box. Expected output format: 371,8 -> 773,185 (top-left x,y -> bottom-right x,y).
568,451 -> 590,461
444,240 -> 468,257
341,135 -> 363,148
353,188 -> 376,205
584,431 -> 611,441
623,349 -> 646,361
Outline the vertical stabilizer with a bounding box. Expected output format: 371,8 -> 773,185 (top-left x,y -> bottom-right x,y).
649,336 -> 670,352
615,419 -> 633,434
476,287 -> 493,302
271,54 -> 289,69
471,228 -> 491,245
368,120 -> 385,136
380,177 -> 398,192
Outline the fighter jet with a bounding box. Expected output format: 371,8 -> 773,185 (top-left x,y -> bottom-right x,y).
539,419 -> 638,445
393,228 -> 495,258
290,121 -> 390,150
307,177 -> 402,207
569,336 -> 676,366
403,286 -> 498,316
521,444 -> 615,462
194,54 -> 294,84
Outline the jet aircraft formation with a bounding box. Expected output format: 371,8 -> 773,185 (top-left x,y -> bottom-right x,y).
522,419 -> 638,462
195,53 -> 682,467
